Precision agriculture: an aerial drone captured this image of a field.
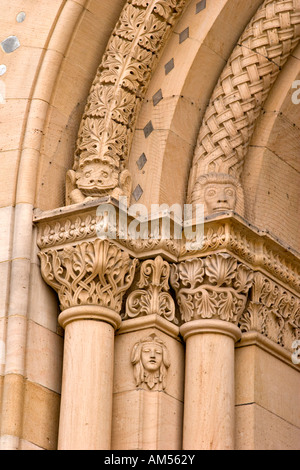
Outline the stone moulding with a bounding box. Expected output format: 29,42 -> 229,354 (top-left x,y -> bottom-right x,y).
34,206 -> 300,354
34,204 -> 300,295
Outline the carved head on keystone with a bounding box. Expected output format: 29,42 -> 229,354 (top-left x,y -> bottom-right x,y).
65,157 -> 132,205
191,173 -> 245,217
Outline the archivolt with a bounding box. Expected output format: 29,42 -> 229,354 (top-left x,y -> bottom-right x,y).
72,0 -> 188,177
187,0 -> 300,206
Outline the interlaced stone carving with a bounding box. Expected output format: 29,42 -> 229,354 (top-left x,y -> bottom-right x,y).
240,272 -> 300,350
66,0 -> 187,205
124,256 -> 176,323
170,253 -> 254,324
187,0 -> 300,213
39,239 -> 138,313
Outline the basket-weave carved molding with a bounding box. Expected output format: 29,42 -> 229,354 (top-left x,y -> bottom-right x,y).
124,256 -> 176,323
39,239 -> 138,313
170,253 -> 254,324
187,0 -> 300,207
66,0 -> 187,205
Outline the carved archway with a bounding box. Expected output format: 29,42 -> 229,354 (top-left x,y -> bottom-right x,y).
31,0 -> 300,451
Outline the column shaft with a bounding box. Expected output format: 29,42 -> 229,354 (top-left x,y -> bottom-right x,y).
181,320 -> 241,450
57,307 -> 120,450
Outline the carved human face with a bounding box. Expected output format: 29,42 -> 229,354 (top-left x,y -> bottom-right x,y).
141,343 -> 163,372
204,183 -> 237,214
76,162 -> 119,195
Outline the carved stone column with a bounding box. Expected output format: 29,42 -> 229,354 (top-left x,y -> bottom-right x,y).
39,239 -> 137,450
171,253 -> 254,450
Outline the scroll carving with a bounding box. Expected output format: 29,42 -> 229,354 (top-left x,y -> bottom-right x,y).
170,253 -> 254,324
240,272 -> 300,350
124,256 -> 176,323
187,0 -> 300,215
39,239 -> 138,313
131,333 -> 171,391
66,0 -> 187,205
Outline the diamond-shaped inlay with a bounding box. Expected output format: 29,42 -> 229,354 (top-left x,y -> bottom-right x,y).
179,27 -> 189,44
153,89 -> 163,107
143,120 -> 154,138
165,58 -> 174,75
196,0 -> 206,14
1,36 -> 20,54
137,153 -> 147,170
132,184 -> 143,201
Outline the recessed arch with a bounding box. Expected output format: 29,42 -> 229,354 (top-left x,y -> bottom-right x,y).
242,43 -> 300,252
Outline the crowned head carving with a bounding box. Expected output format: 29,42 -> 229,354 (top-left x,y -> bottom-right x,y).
131,334 -> 170,391
65,156 -> 132,206
191,173 -> 244,217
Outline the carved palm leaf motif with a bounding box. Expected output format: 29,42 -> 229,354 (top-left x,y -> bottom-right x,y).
175,258 -> 205,290
205,253 -> 237,287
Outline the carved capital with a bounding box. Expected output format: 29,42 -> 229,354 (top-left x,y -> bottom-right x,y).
240,272 -> 300,351
124,256 -> 176,323
170,253 -> 254,324
39,239 -> 138,315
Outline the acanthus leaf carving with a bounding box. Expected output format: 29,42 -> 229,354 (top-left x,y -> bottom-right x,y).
239,272 -> 300,351
170,254 -> 254,324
